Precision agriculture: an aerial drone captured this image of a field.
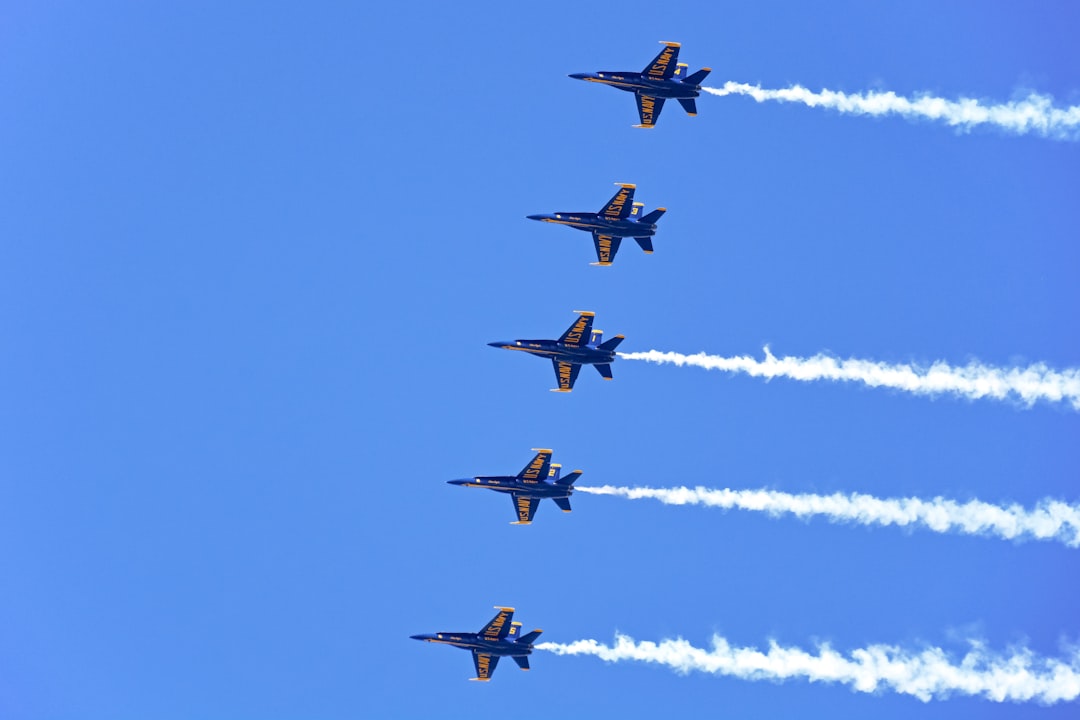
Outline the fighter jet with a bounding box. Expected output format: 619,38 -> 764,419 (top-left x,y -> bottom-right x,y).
411,607 -> 543,682
488,311 -> 624,392
569,41 -> 710,128
449,448 -> 582,525
527,183 -> 666,266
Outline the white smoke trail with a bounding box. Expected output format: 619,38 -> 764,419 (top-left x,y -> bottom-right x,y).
538,634 -> 1080,704
576,485 -> 1080,548
704,82 -> 1080,139
618,348 -> 1080,410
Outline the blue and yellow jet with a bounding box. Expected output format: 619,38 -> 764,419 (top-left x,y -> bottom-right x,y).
569,41 -> 711,128
488,311 -> 624,392
449,448 -> 583,525
411,607 -> 543,682
527,183 -> 666,266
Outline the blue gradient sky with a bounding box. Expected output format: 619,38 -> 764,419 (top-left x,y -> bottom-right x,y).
1,2 -> 1078,718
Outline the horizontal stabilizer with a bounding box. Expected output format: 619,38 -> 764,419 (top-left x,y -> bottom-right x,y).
677,97 -> 698,116
518,630 -> 543,645
596,335 -> 624,352
512,655 -> 531,670
594,363 -> 614,380
553,497 -> 572,513
634,236 -> 654,253
639,208 -> 666,225
683,67 -> 711,85
555,470 -> 582,486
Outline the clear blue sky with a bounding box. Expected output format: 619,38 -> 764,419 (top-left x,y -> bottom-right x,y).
1,2 -> 1078,717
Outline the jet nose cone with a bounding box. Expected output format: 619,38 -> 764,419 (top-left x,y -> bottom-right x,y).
409,635 -> 427,641
526,214 -> 546,221
447,479 -> 468,486
488,341 -> 510,348
568,73 -> 589,80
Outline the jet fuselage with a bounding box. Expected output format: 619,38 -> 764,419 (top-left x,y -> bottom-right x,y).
487,339 -> 616,366
448,476 -> 573,499
569,71 -> 703,100
527,212 -> 658,238
410,633 -> 533,657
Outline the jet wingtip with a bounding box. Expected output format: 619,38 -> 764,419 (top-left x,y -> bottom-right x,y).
493,605 -> 516,611
659,40 -> 682,47
614,182 -> 637,188
632,124 -> 657,129
571,310 -> 596,316
589,261 -> 614,267
530,448 -> 554,453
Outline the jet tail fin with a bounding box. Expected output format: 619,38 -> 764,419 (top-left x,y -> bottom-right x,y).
517,630 -> 543,645
512,655 -> 531,670
639,208 -> 666,225
555,470 -> 581,487
596,335 -> 624,352
683,67 -> 711,85
634,236 -> 654,253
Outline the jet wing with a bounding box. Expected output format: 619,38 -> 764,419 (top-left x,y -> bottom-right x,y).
643,42 -> 680,79
634,95 -> 665,128
557,312 -> 594,347
591,232 -> 622,266
551,360 -> 581,392
480,607 -> 515,640
471,651 -> 500,682
516,449 -> 553,484
511,493 -> 540,524
600,184 -> 636,220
